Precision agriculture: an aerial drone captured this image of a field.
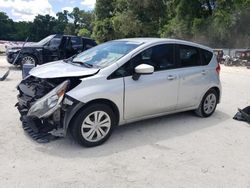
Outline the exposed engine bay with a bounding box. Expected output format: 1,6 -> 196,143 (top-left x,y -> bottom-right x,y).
16,76 -> 81,143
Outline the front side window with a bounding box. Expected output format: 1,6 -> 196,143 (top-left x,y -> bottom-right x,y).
129,44 -> 175,73
178,45 -> 201,67
48,36 -> 62,47
37,35 -> 55,46
109,44 -> 175,79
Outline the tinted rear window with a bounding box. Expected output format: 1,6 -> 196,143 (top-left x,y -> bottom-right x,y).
83,38 -> 97,49
201,49 -> 213,65
178,45 -> 202,67
71,37 -> 82,46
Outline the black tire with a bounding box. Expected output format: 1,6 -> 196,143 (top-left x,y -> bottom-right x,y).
195,89 -> 218,118
71,103 -> 116,147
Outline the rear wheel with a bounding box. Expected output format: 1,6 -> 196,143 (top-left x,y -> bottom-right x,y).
195,89 -> 218,117
71,104 -> 116,147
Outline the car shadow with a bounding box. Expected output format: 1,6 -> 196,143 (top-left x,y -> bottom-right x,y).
0,65 -> 20,70
9,66 -> 21,71
35,110 -> 230,158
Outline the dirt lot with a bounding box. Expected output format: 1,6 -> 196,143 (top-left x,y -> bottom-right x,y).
0,55 -> 250,188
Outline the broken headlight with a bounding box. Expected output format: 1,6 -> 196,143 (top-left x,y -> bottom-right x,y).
27,80 -> 70,118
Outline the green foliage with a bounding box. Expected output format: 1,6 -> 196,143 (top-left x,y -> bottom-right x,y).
92,0 -> 116,42
92,19 -> 115,42
159,0 -> 250,48
64,23 -> 76,35
78,28 -> 91,37
0,0 -> 250,47
0,12 -> 15,40
29,14 -> 58,41
92,0 -> 167,42
0,7 -> 94,42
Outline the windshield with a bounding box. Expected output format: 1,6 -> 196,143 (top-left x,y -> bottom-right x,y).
73,41 -> 142,68
37,35 -> 55,46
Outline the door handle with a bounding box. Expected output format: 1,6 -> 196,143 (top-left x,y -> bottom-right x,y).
201,70 -> 207,75
167,75 -> 176,80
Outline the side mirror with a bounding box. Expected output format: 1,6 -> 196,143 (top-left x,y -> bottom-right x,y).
132,64 -> 154,80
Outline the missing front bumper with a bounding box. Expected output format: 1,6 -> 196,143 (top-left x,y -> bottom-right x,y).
17,95 -> 81,143
21,115 -> 58,143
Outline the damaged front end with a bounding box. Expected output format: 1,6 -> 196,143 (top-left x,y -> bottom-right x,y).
16,76 -> 81,143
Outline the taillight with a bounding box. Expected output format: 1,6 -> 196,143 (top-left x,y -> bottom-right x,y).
216,63 -> 221,75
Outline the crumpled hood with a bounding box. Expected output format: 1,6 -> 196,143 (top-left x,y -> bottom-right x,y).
29,60 -> 99,79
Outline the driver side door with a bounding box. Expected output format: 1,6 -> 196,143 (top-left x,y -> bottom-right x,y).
123,44 -> 179,120
43,35 -> 62,63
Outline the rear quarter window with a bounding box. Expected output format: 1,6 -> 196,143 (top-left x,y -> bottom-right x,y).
201,49 -> 213,65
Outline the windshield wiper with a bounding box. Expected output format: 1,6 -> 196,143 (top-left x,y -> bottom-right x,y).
63,56 -> 94,68
63,54 -> 77,63
72,61 -> 93,68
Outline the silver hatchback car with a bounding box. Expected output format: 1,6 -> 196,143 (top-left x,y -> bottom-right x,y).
17,38 -> 221,147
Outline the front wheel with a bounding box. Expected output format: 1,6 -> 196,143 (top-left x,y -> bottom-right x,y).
195,89 -> 218,117
71,104 -> 116,147
20,55 -> 37,67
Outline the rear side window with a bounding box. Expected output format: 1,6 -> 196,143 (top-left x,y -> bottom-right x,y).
178,45 -> 201,67
71,37 -> 82,46
201,49 -> 213,65
84,39 -> 97,49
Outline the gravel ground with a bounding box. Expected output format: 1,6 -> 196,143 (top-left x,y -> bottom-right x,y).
0,56 -> 250,188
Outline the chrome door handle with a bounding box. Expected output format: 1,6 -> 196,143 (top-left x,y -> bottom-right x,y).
167,75 -> 176,80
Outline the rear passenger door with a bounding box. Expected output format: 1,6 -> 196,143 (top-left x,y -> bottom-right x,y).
176,44 -> 211,109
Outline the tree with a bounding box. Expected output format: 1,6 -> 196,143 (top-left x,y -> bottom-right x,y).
112,0 -> 167,38
78,28 -> 91,37
1,1 -> 250,48
67,8 -> 94,36
92,0 -> 115,42
68,7 -> 81,34
29,14 -> 58,41
0,12 -> 15,40
13,21 -> 32,41
54,10 -> 69,34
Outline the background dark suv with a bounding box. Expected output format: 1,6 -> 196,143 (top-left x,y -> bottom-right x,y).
6,34 -> 97,66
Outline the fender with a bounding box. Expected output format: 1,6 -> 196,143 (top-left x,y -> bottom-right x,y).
18,48 -> 42,65
62,97 -> 85,136
33,48 -> 43,64
198,84 -> 222,107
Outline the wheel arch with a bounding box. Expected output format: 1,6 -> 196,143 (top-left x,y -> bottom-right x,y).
65,98 -> 120,135
209,86 -> 221,103
197,86 -> 221,108
20,53 -> 39,65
